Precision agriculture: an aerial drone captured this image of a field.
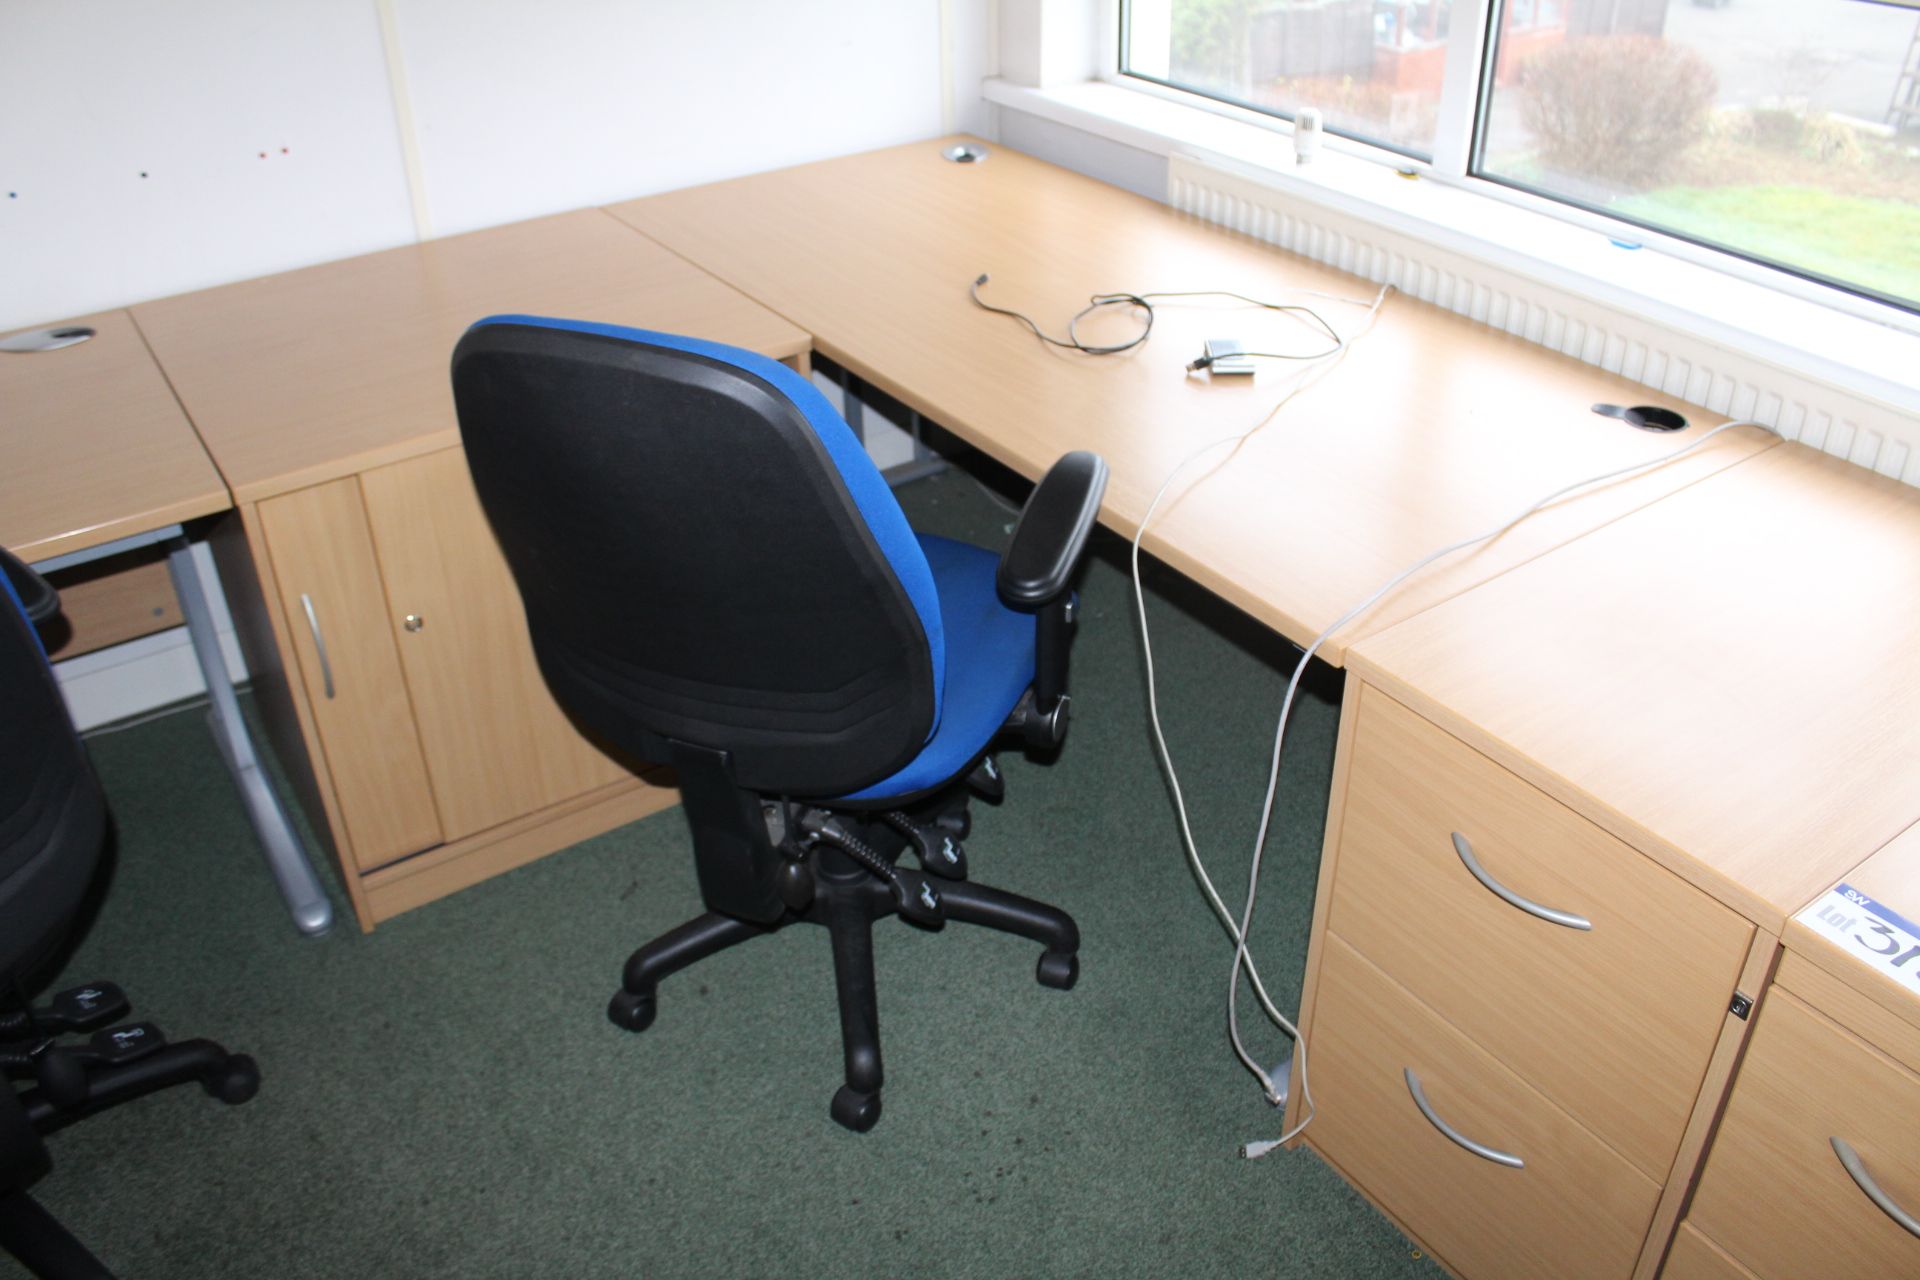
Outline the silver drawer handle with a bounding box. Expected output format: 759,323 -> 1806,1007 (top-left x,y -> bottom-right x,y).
1832,1137 -> 1920,1239
299,593 -> 336,700
1404,1068 -> 1524,1169
1451,832 -> 1592,931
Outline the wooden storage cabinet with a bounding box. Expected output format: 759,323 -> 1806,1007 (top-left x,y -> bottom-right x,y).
1327,686 -> 1752,1180
1311,446 -> 1920,1279
1679,986 -> 1920,1278
117,205 -> 812,929
242,445 -> 673,928
1295,682 -> 1759,1279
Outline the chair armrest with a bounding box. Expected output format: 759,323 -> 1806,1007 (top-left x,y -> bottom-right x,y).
1,546 -> 59,625
996,451 -> 1109,611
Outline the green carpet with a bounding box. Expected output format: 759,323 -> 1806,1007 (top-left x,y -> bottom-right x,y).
20,458 -> 1444,1279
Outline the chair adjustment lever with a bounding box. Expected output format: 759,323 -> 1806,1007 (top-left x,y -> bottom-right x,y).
0,981 -> 127,1041
881,811 -> 968,880
796,811 -> 944,925
965,755 -> 1005,802
42,981 -> 130,1033
888,866 -> 944,926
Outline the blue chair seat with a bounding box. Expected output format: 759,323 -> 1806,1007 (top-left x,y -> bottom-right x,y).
835,534 -> 1036,803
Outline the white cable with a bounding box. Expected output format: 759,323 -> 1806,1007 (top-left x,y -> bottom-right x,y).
1129,304 -> 1774,1158
1223,415 -> 1773,1157
1130,283 -> 1393,1143
969,472 -> 1026,517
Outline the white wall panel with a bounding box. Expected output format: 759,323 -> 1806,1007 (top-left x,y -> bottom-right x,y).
391,0 -> 951,235
3,1 -> 991,330
0,0 -> 417,330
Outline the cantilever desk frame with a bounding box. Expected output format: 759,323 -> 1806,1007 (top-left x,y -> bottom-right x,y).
30,525 -> 332,935
1,313 -> 332,936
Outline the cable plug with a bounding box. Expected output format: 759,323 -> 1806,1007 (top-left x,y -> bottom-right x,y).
1186,353 -> 1214,372
1240,1138 -> 1284,1160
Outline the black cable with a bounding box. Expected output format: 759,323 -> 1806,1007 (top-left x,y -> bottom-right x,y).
969,274 -> 1153,355
969,276 -> 1348,365
1186,348 -> 1344,372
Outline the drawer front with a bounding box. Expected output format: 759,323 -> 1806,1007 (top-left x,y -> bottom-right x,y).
1307,934 -> 1660,1280
1328,685 -> 1753,1179
1687,988 -> 1920,1279
1660,1225 -> 1758,1280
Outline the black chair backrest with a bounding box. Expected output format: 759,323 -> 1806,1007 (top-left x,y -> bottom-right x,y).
0,557 -> 105,988
453,316 -> 946,798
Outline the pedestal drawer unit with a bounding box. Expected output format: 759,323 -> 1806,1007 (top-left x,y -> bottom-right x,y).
1680,979 -> 1920,1277
1293,682 -> 1756,1278
1326,684 -> 1752,1179
1303,448 -> 1920,1279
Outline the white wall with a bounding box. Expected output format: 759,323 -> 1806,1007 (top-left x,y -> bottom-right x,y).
0,1 -> 417,330
397,0 -> 947,236
0,0 -> 996,331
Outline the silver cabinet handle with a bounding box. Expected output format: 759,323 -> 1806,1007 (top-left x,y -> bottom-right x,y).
1832,1137 -> 1920,1239
1451,832 -> 1592,931
299,593 -> 336,700
1404,1068 -> 1525,1169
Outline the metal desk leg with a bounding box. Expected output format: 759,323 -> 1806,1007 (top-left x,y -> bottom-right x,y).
165,536 -> 333,936
840,370 -> 946,488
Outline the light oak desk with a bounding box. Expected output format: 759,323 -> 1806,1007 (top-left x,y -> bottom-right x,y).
0,310 -> 226,562
0,310 -> 333,935
129,208 -> 809,931
607,137 -> 1774,664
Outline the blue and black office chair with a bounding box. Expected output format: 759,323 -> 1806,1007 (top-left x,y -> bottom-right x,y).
1,547 -> 259,1280
453,317 -> 1107,1130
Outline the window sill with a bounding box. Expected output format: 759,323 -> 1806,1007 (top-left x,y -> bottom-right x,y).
982,77 -> 1920,421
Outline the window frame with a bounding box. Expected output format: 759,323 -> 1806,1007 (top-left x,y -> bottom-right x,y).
1113,0 -> 1483,164
1101,0 -> 1920,332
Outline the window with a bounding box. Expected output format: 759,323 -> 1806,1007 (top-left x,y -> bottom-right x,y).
1119,0 -> 1920,314
1120,0 -> 1459,158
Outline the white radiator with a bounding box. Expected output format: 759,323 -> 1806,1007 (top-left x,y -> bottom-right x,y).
1167,152 -> 1918,488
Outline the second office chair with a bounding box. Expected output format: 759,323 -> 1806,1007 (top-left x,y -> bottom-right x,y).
453,316 -> 1106,1130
